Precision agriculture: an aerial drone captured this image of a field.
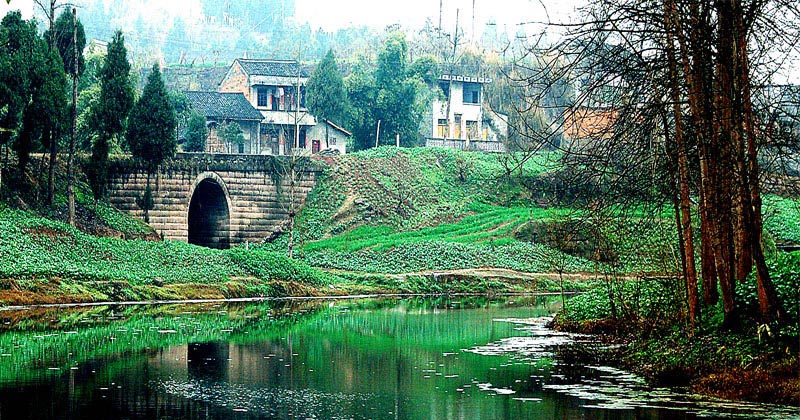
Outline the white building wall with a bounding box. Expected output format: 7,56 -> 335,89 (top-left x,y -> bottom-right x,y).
306,123 -> 348,155
431,80 -> 485,140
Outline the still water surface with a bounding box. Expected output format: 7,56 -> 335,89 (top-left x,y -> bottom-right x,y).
0,296 -> 796,420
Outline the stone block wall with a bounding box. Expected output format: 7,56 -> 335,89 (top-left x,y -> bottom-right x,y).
107,154 -> 320,247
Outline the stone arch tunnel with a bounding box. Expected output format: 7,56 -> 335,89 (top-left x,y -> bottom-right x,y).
106,154 -> 320,247
188,175 -> 231,249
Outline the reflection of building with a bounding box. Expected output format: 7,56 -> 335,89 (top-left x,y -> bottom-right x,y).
185,58 -> 349,155
426,74 -> 508,152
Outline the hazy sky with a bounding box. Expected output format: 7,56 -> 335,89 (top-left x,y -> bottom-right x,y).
295,0 -> 586,32
1,0 -> 586,34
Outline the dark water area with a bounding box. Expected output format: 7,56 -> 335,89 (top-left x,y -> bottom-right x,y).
0,296 -> 796,420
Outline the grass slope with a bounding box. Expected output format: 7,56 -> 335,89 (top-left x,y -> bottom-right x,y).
0,207 -> 339,303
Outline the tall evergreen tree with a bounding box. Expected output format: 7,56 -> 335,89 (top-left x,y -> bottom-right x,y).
126,64 -> 176,221
0,12 -> 67,181
88,30 -> 134,200
126,64 -> 177,171
0,12 -> 38,178
306,48 -> 346,147
46,9 -> 86,78
183,110 -> 208,153
42,8 -> 84,205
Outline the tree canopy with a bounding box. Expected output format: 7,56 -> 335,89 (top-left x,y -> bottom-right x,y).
0,11 -> 67,176
44,8 -> 86,77
345,32 -> 432,150
126,64 -> 177,172
88,30 -> 134,199
306,49 -> 346,127
183,110 -> 208,153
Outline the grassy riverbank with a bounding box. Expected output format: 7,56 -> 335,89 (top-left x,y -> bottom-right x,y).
552,253 -> 800,406
2,148 -> 799,306
1,148 -> 799,407
0,205 -> 591,305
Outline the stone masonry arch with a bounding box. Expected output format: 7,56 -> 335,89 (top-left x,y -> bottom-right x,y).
106,154 -> 320,248
187,172 -> 232,249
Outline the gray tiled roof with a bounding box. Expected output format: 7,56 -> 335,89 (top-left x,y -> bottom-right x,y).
236,59 -> 310,78
185,91 -> 263,121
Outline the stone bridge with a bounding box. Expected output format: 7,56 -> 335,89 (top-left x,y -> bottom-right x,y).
107,153 -> 322,248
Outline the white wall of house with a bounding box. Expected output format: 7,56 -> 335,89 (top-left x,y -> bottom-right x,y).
307,122 -> 348,155
431,76 -> 488,141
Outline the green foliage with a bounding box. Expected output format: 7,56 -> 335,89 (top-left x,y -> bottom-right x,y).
302,240 -> 589,274
408,54 -> 440,85
344,56 -> 378,150
45,9 -> 86,77
345,33 -> 431,149
226,247 -> 336,286
183,110 -> 208,152
92,30 -> 134,141
306,48 -> 346,125
560,277 -> 685,327
0,208 -> 338,287
762,195 -> 800,244
88,30 -> 134,199
736,251 -> 800,339
87,134 -> 110,199
0,11 -> 68,175
218,121 -> 245,147
125,64 -> 177,172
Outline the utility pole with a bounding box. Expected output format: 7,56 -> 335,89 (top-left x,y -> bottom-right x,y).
67,7 -> 77,226
294,51 -> 301,152
438,0 -> 443,31
36,0 -> 60,206
375,120 -> 381,148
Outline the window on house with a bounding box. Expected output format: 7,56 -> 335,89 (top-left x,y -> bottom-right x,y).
466,120 -> 479,139
462,82 -> 480,105
437,118 -> 448,138
286,86 -> 295,111
257,87 -> 269,107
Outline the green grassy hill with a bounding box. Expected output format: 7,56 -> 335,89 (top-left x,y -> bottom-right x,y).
1,148 -> 798,304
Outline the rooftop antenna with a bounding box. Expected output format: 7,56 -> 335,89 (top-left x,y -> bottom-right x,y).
472,0 -> 475,42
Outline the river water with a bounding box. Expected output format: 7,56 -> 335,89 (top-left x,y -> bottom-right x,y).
0,296 -> 796,420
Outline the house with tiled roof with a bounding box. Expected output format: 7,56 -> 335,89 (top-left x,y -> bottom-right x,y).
219,58 -> 317,155
186,58 -> 351,155
184,91 -> 264,154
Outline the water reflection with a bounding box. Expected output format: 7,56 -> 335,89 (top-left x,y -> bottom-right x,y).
0,296 -> 795,420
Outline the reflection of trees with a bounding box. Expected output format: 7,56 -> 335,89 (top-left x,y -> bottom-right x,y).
0,300 -> 332,385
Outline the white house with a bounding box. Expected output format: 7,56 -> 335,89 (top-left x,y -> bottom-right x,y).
185,58 -> 350,155
427,74 -> 507,152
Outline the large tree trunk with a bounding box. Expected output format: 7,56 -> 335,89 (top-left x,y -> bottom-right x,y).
712,0 -> 737,329
732,0 -> 785,323
664,0 -> 699,331
678,0 -> 719,307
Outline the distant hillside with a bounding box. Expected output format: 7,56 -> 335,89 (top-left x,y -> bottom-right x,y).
138,65 -> 229,92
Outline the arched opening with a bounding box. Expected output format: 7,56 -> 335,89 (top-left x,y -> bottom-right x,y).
188,178 -> 230,249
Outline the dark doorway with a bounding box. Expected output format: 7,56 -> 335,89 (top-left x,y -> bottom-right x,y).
188,178 -> 230,249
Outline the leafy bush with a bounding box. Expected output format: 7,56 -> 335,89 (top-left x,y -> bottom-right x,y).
225,247 -> 337,286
